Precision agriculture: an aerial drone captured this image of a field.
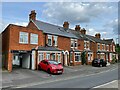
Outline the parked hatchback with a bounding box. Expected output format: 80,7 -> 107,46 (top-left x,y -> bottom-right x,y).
38,60 -> 64,74
92,59 -> 107,67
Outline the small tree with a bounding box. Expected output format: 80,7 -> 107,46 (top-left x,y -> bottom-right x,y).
81,51 -> 86,65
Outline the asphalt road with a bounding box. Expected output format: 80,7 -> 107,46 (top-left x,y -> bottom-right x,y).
25,68 -> 118,88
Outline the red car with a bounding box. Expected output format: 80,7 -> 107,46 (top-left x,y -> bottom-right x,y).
38,60 -> 64,74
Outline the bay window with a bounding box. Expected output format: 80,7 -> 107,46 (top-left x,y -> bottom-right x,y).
75,53 -> 81,62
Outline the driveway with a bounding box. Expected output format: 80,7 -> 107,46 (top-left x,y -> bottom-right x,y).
2,63 -> 118,89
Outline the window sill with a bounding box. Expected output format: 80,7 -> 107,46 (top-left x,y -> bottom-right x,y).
30,43 -> 38,45
19,42 -> 28,44
75,61 -> 81,62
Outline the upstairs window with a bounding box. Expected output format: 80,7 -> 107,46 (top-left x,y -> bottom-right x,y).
106,45 -> 109,51
19,32 -> 28,44
53,36 -> 58,46
30,33 -> 38,44
84,41 -> 89,50
98,43 -> 100,50
102,44 -> 105,50
48,35 -> 52,46
71,39 -> 77,48
71,39 -> 74,48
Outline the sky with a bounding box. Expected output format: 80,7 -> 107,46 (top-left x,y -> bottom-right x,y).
1,1 -> 119,44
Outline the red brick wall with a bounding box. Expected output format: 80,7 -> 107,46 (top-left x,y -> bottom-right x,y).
90,42 -> 97,59
9,24 -> 44,50
58,36 -> 71,51
2,25 -> 11,69
78,39 -> 84,50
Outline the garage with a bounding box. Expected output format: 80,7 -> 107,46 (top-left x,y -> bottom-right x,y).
11,50 -> 32,69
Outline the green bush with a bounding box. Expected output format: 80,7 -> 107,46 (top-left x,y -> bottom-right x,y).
110,55 -> 117,64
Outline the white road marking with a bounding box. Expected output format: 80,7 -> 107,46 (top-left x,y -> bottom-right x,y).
93,80 -> 118,88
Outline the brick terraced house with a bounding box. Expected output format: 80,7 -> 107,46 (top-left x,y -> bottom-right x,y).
2,10 -> 116,72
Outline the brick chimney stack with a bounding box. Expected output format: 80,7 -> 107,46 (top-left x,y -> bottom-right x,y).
80,28 -> 86,34
63,21 -> 69,30
95,33 -> 101,38
29,10 -> 36,21
75,25 -> 81,31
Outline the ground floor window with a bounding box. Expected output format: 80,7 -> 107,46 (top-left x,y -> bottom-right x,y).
46,53 -> 50,60
57,53 -> 61,63
75,52 -> 81,62
39,53 -> 44,63
51,53 -> 56,60
100,53 -> 105,59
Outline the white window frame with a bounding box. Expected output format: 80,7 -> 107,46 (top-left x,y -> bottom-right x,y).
57,53 -> 61,63
53,36 -> 58,46
71,39 -> 78,48
84,41 -> 90,50
46,53 -> 50,60
102,44 -> 105,51
74,39 -> 78,48
38,53 -> 44,63
48,35 -> 52,46
19,32 -> 28,44
74,52 -> 81,62
106,45 -> 109,51
30,33 -> 38,44
71,39 -> 74,48
97,43 -> 100,51
51,53 -> 56,60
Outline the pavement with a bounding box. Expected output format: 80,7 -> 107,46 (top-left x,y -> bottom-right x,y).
1,63 -> 118,89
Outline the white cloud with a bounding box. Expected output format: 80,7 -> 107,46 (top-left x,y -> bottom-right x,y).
42,2 -> 115,25
104,19 -> 118,35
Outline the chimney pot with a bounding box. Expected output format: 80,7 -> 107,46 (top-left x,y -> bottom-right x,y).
29,10 -> 36,21
75,25 -> 81,31
63,21 -> 69,29
80,28 -> 86,34
95,33 -> 101,38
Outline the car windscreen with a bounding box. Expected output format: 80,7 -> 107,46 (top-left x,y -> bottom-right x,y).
48,61 -> 58,65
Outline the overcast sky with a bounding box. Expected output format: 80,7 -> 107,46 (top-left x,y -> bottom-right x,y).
1,1 -> 119,43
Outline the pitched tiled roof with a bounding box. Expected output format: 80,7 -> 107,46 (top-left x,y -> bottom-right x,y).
103,39 -> 114,44
70,30 -> 107,44
32,20 -> 78,39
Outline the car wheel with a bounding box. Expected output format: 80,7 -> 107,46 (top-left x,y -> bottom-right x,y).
47,69 -> 51,74
38,65 -> 41,70
100,64 -> 102,67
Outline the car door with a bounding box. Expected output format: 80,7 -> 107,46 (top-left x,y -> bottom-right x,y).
42,61 -> 48,71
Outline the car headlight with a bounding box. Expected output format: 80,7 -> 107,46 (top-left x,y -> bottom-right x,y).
51,66 -> 56,69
